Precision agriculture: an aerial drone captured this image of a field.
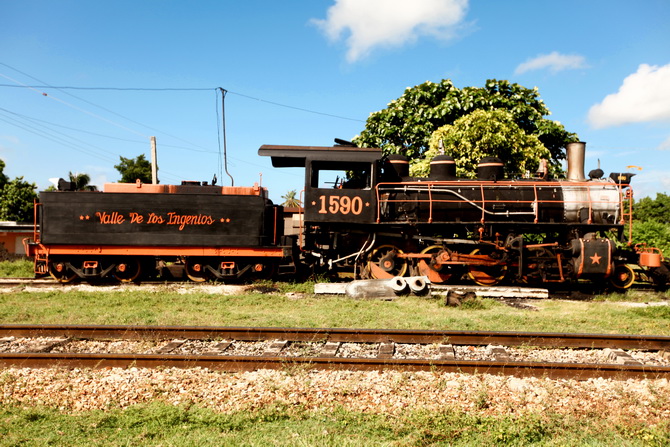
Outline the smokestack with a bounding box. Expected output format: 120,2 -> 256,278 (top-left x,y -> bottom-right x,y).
566,142 -> 586,181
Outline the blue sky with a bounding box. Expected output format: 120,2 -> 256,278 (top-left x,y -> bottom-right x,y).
1,0 -> 669,203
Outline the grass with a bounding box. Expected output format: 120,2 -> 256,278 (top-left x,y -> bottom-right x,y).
0,287 -> 668,334
0,259 -> 34,278
1,402 -> 668,446
1,258 -> 669,445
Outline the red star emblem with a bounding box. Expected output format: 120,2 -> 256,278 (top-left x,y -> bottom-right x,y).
590,253 -> 602,264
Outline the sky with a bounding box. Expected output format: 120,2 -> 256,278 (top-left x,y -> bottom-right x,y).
1,0 -> 669,203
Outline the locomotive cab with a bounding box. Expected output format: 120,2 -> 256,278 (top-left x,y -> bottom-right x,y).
259,144 -> 382,224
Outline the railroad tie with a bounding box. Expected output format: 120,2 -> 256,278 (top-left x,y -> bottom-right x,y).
31,337 -> 70,353
156,339 -> 188,354
438,344 -> 455,360
486,345 -> 511,362
604,348 -> 642,365
202,341 -> 233,356
318,342 -> 341,358
377,342 -> 395,359
263,340 -> 289,356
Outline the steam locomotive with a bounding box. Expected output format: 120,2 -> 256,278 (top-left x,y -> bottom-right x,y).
25,141 -> 670,289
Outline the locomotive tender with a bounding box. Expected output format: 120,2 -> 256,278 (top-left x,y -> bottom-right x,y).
26,141 -> 669,289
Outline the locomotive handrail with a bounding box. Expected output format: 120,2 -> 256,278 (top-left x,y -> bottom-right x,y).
587,183 -> 593,224
479,184 -> 485,224
532,185 -> 539,223
32,199 -> 42,244
375,182 -> 539,222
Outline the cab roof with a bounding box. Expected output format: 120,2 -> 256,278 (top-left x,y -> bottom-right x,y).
258,145 -> 382,168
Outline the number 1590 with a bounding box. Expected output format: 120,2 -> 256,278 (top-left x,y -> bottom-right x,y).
317,195 -> 364,215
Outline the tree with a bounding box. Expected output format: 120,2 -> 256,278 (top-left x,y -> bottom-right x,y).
0,160 -> 37,222
413,109 -> 551,178
281,190 -> 301,208
115,154 -> 152,184
0,177 -> 37,222
68,172 -> 97,191
0,160 -> 9,190
631,193 -> 670,257
353,79 -> 577,175
634,193 -> 670,223
632,219 -> 670,257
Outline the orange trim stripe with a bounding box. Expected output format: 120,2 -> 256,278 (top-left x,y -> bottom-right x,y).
30,244 -> 287,258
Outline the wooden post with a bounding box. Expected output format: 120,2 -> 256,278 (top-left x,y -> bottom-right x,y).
150,136 -> 158,184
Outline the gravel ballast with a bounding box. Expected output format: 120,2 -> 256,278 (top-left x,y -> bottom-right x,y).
1,367 -> 669,423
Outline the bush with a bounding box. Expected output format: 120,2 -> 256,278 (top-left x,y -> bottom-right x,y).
0,259 -> 34,277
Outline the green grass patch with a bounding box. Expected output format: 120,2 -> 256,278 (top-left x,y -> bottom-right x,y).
0,402 -> 668,446
1,288 -> 669,334
0,259 -> 34,278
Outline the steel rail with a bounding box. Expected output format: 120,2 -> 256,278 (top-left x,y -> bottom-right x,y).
1,352 -> 668,380
1,324 -> 669,350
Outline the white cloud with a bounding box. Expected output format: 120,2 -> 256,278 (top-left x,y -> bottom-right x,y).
514,51 -> 587,75
312,0 -> 469,63
588,63 -> 670,129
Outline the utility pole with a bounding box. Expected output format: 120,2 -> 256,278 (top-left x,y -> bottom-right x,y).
150,136 -> 158,184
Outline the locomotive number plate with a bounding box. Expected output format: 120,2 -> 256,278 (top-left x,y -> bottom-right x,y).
317,194 -> 365,215
305,190 -> 374,223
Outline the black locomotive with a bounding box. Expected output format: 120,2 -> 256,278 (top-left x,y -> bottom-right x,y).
26,141 -> 670,289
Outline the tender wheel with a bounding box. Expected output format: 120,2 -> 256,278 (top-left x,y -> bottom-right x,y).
250,262 -> 277,280
418,245 -> 452,284
113,259 -> 142,283
467,248 -> 507,286
367,245 -> 407,279
610,264 -> 636,290
48,260 -> 77,284
184,258 -> 208,282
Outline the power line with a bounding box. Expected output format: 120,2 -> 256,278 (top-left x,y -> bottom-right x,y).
0,107 -> 219,154
0,62 -> 366,124
0,82 -> 366,122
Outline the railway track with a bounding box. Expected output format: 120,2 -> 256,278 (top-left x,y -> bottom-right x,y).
1,325 -> 669,380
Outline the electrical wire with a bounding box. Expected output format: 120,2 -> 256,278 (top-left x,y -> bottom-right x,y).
0,61 -> 365,124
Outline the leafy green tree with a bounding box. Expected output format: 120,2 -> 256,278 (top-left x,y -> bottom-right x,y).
353,79 -> 577,174
634,193 -> 670,223
0,177 -> 37,222
68,172 -> 97,191
413,109 -> 551,178
115,154 -> 152,184
281,190 -> 301,208
632,219 -> 670,257
0,160 -> 9,190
